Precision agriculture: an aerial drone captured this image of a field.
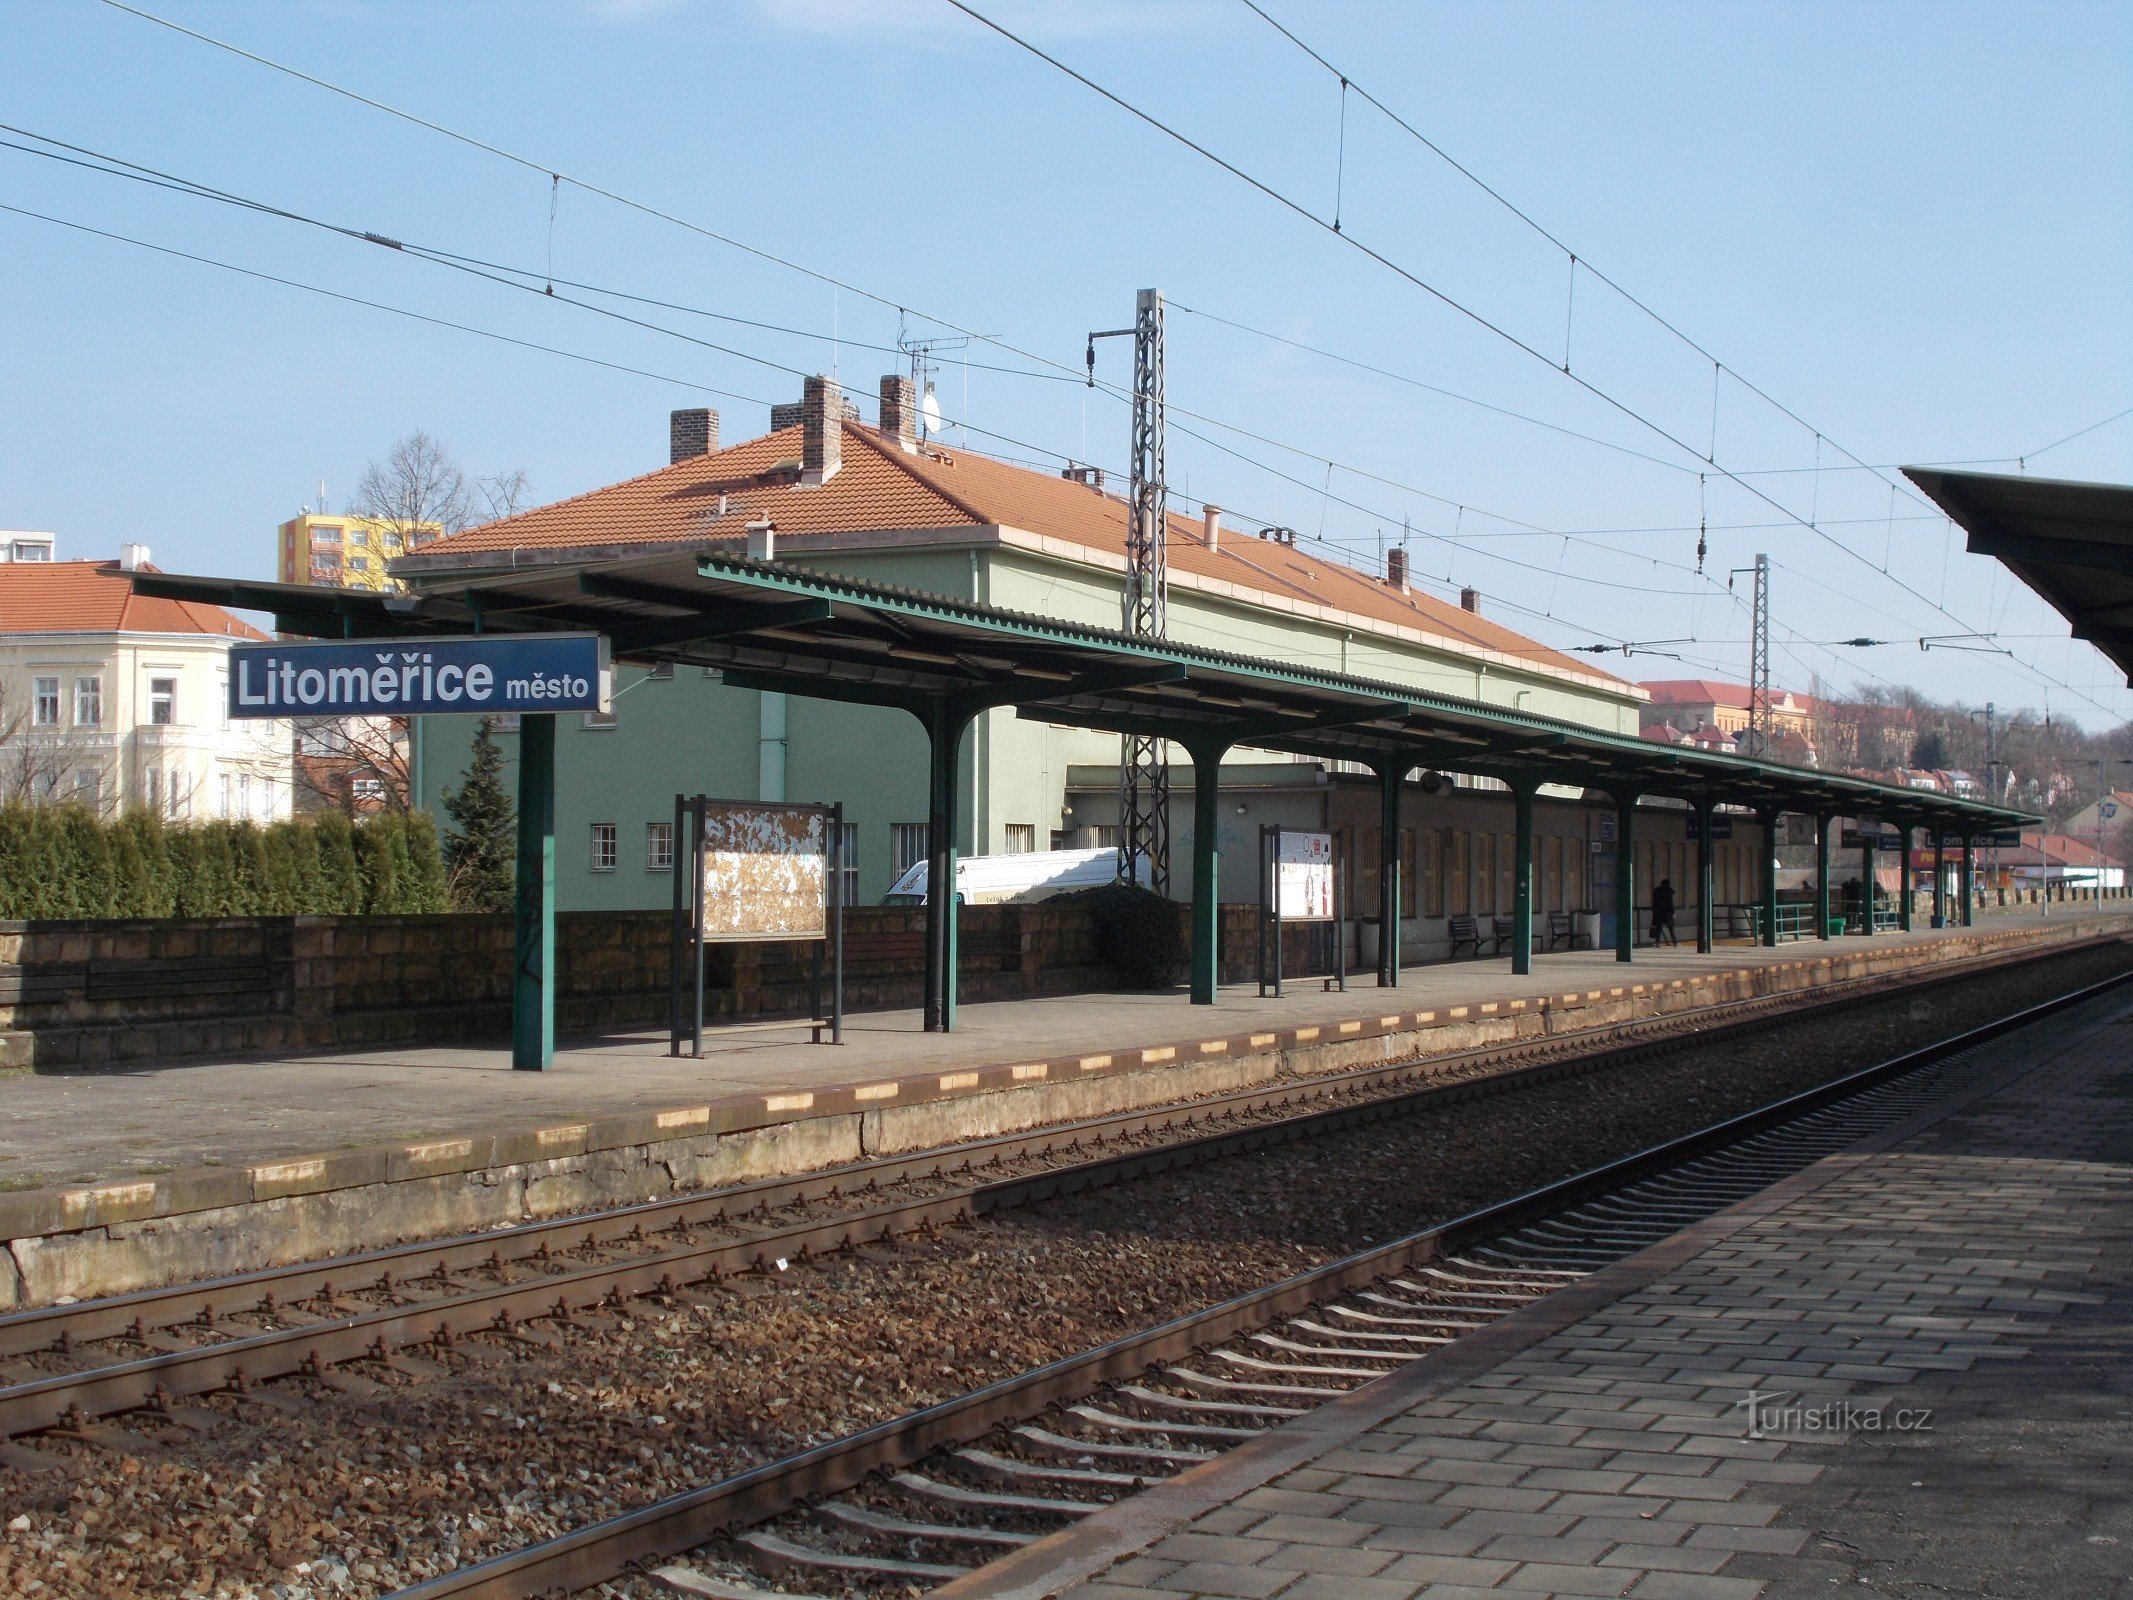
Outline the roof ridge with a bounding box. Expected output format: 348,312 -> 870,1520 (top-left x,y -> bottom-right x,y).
849,424 -> 1015,529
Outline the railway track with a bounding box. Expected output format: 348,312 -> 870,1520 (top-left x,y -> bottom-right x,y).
383,961 -> 2133,1600
0,936 -> 2113,1457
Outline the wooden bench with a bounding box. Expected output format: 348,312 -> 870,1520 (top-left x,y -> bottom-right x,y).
1546,911 -> 1591,951
1491,916 -> 1517,953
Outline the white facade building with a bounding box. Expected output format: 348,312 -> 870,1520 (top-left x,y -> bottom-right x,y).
0,545 -> 292,820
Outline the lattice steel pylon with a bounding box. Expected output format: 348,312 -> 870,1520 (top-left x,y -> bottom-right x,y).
1120,289 -> 1170,893
1746,552 -> 1771,755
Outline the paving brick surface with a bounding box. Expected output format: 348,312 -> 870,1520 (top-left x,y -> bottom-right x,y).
1049,996 -> 2133,1600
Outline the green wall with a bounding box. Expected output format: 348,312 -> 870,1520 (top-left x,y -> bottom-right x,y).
413,538 -> 1643,912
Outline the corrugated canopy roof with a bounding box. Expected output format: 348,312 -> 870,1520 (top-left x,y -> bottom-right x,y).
136,552 -> 2034,836
1906,466 -> 2133,685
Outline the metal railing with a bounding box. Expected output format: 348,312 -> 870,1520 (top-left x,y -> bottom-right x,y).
1749,903 -> 1819,942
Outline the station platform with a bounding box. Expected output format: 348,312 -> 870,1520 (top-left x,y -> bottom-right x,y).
950,951 -> 2133,1600
1,908 -> 2127,1311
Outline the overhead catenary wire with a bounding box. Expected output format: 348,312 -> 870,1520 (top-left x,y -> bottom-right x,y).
72,0 -> 2126,717
0,121 -> 1746,617
943,0 -> 2123,721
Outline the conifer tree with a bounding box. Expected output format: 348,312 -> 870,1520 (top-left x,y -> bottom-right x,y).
441,719 -> 515,913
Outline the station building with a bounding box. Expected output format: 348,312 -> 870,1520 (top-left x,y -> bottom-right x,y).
397,377 -> 1768,954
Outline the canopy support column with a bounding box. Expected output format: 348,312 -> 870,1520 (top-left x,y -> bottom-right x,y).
1899,827 -> 1914,932
1511,778 -> 1537,976
1374,759 -> 1408,988
512,712 -> 556,1073
1859,828 -> 1877,936
1695,797 -> 1716,954
1932,831 -> 1947,928
920,699 -> 973,1033
1614,792 -> 1637,963
1815,813 -> 1833,941
1960,834 -> 1975,926
1188,738 -> 1232,1005
1758,807 -> 1781,948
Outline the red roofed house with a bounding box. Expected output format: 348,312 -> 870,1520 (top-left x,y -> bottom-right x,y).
0,542 -> 290,820
388,377 -> 1742,947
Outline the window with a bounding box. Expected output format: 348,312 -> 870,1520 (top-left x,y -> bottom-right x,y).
1423,829 -> 1444,918
891,823 -> 929,879
352,777 -> 385,803
1475,832 -> 1496,915
73,768 -> 100,809
1003,823 -> 1036,854
73,676 -> 101,727
590,822 -> 618,871
647,821 -> 674,872
238,773 -> 252,817
347,555 -> 371,573
219,773 -> 231,817
32,676 -> 59,727
144,767 -> 161,814
148,677 -> 176,726
310,522 -> 342,544
1449,830 -> 1470,916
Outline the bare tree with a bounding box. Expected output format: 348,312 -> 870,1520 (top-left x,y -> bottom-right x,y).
0,686 -> 75,814
291,716 -> 410,817
353,430 -> 476,540
476,469 -> 532,523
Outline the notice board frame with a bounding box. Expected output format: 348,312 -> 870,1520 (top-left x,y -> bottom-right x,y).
1257,823 -> 1346,999
669,796 -> 844,1056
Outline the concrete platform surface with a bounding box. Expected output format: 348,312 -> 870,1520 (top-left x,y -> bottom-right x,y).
1,911 -> 2113,1196
949,954 -> 2133,1600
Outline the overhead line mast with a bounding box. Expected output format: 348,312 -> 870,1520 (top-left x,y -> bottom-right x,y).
1089,289 -> 1171,893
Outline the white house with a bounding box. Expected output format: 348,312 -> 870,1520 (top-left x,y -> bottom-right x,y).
0,544 -> 292,820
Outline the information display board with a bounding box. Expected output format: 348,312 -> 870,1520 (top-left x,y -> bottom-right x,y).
1273,829 -> 1337,921
699,803 -> 828,941
671,796 -> 843,1056
1258,824 -> 1345,999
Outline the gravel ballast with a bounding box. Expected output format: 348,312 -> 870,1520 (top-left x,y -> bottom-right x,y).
2,940 -> 2126,1600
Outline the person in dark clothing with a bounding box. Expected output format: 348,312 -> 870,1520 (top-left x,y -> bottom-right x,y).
1651,878 -> 1678,944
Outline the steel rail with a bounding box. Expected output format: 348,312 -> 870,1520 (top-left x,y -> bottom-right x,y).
0,933 -> 2121,1441
4,926 -> 2092,1361
382,963 -> 2133,1599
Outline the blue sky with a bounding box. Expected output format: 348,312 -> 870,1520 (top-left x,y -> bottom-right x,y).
2,0 -> 2128,724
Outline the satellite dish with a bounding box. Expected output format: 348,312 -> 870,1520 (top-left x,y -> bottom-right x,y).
919,384 -> 944,440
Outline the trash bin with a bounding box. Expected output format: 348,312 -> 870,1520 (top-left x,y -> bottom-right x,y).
1573,910 -> 1602,949
1826,916 -> 1846,938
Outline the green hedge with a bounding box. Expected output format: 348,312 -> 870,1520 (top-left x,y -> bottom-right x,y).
0,806 -> 452,919
1058,881 -> 1188,989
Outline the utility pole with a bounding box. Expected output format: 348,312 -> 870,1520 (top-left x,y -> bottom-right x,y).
1089,289 -> 1170,893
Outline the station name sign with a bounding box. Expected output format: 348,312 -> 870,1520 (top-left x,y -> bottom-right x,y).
227,633 -> 610,718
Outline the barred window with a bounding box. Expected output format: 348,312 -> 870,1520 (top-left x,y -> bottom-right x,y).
590,822 -> 618,872
647,821 -> 674,872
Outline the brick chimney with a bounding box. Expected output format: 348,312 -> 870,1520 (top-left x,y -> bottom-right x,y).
800,375 -> 841,485
1201,504 -> 1222,553
1386,546 -> 1409,591
1460,586 -> 1481,613
669,408 -> 719,464
879,374 -> 918,452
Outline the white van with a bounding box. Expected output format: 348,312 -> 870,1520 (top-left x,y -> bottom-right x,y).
881,847 -> 1149,906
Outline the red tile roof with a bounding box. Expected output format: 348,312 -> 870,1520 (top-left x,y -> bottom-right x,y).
0,561 -> 268,639
1640,677 -> 1816,712
407,423 -> 1627,688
